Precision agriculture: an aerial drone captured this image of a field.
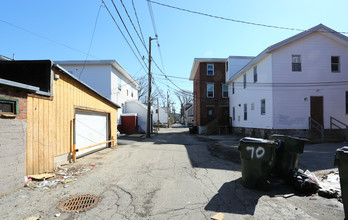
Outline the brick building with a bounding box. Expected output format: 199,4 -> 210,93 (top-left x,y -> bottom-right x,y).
189,58 -> 229,134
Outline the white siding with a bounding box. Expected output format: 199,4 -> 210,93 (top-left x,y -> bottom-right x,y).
58,64 -> 111,99
229,54 -> 273,129
226,57 -> 254,82
272,32 -> 348,129
152,106 -> 168,124
124,100 -> 150,133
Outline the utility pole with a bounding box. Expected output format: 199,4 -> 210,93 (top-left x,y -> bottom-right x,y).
146,37 -> 156,138
157,98 -> 160,131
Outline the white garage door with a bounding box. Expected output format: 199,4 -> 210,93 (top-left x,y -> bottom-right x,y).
75,111 -> 109,158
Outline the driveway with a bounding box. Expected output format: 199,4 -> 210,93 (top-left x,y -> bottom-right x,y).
0,125 -> 344,219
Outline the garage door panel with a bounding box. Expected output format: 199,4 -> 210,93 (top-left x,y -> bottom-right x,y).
75,111 -> 108,157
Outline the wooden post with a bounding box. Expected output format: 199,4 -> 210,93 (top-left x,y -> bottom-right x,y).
111,136 -> 115,149
73,144 -> 76,163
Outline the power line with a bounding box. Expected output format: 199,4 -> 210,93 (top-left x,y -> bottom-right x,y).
0,18 -> 100,58
147,1 -> 167,75
110,0 -> 148,69
147,0 -> 348,34
131,0 -> 146,46
102,0 -> 147,73
79,4 -> 103,79
119,0 -> 147,49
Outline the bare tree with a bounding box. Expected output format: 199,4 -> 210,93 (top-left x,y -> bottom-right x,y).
136,76 -> 147,103
175,90 -> 193,117
137,76 -> 166,106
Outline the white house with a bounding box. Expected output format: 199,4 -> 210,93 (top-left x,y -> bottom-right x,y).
184,104 -> 194,126
152,105 -> 169,125
55,60 -> 139,124
124,99 -> 152,133
226,24 -> 348,141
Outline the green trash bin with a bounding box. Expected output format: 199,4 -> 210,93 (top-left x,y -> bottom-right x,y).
238,137 -> 278,190
334,146 -> 348,219
269,134 -> 308,177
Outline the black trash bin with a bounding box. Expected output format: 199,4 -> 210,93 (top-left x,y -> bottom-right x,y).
270,134 -> 308,178
239,137 -> 278,190
334,146 -> 348,219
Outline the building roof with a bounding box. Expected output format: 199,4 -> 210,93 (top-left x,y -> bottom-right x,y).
189,58 -> 227,80
55,60 -> 139,89
0,55 -> 12,61
0,78 -> 40,92
226,24 -> 348,84
53,64 -> 120,109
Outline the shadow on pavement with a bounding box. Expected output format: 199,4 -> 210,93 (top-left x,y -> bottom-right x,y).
298,142 -> 343,172
205,178 -> 295,215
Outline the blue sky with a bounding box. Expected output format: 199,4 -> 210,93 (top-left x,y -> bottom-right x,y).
1,0 -> 347,111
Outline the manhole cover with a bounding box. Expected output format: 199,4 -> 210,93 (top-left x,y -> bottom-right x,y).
59,195 -> 99,212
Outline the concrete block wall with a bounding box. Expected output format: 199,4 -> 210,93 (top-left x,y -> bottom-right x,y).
0,120 -> 26,196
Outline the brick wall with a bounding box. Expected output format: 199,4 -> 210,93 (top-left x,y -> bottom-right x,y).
194,62 -> 229,126
0,86 -> 28,119
0,86 -> 27,195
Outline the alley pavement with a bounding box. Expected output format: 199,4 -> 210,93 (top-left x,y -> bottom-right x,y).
0,124 -> 344,219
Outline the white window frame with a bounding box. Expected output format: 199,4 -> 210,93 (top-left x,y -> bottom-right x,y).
207,64 -> 214,76
292,55 -> 302,72
222,84 -> 228,98
207,83 -> 214,98
118,78 -> 122,90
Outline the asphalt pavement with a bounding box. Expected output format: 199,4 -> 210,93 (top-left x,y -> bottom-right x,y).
0,125 -> 344,219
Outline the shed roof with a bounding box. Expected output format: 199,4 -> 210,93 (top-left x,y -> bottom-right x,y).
53,64 -> 120,109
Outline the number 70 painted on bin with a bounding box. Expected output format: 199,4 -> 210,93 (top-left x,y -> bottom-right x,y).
246,146 -> 265,159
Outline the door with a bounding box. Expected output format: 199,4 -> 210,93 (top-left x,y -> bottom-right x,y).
75,111 -> 109,158
310,96 -> 323,127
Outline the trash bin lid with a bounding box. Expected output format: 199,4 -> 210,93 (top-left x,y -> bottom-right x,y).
240,137 -> 276,144
336,146 -> 348,154
270,134 -> 309,142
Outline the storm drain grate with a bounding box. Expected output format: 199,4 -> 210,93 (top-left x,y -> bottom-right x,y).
59,195 -> 99,212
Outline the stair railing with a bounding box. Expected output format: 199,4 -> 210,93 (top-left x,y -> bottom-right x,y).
330,116 -> 348,141
309,117 -> 324,142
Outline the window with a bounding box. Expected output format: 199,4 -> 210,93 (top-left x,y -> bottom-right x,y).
243,74 -> 246,89
346,92 -> 348,114
207,64 -> 214,76
225,61 -> 229,72
222,84 -> 228,98
131,88 -> 134,97
261,99 -> 266,115
208,109 -> 213,116
251,103 -> 255,111
232,82 -> 235,94
207,84 -> 214,98
332,56 -> 340,72
156,109 -> 158,113
232,107 -> 235,121
253,66 -> 257,83
118,78 -> 122,90
127,90 -> 129,96
244,104 -> 247,120
292,55 -> 301,71
0,98 -> 18,115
